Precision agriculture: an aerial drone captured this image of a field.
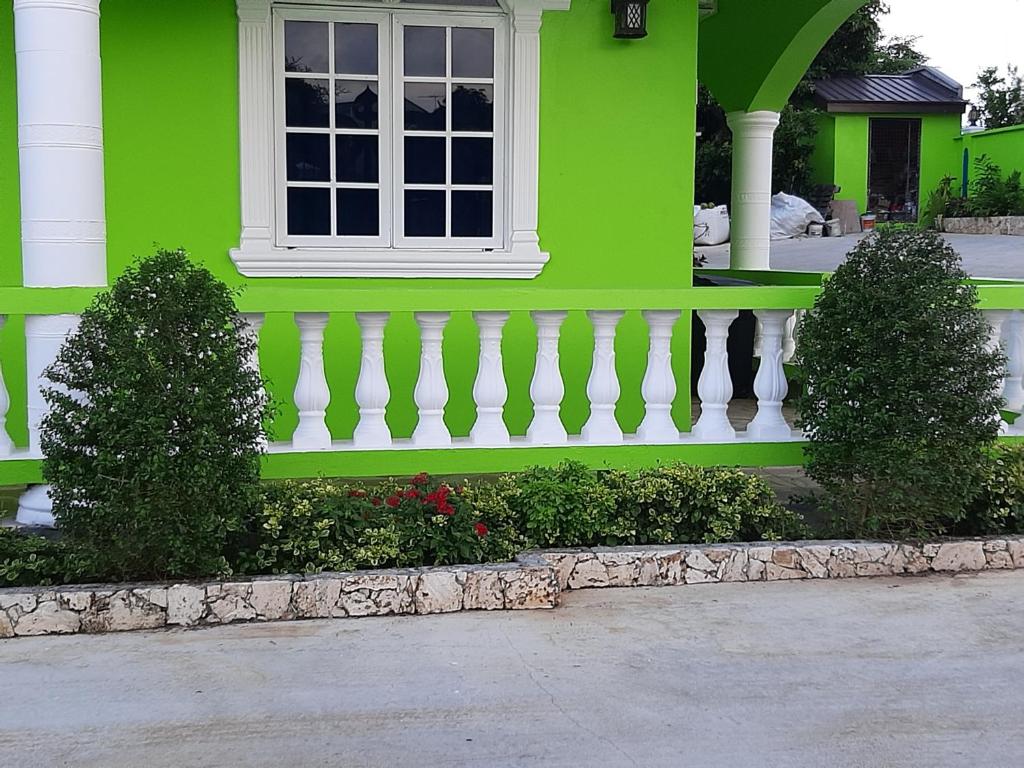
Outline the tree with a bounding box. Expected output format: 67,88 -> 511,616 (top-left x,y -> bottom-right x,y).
973,66 -> 1024,129
795,231 -> 1003,537
40,249 -> 271,580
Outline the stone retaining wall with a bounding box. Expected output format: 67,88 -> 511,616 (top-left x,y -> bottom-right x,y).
940,215 -> 1024,236
2,539 -> 1022,638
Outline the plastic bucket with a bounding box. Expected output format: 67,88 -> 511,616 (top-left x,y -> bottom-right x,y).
860,214 -> 877,231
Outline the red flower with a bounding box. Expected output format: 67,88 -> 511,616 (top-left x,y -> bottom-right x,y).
474,522 -> 489,537
371,497 -> 383,507
403,488 -> 421,499
348,489 -> 367,498
385,495 -> 401,508
411,472 -> 430,486
438,502 -> 455,516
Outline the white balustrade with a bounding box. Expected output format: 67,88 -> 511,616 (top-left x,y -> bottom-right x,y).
0,316 -> 12,457
693,309 -> 738,440
471,312 -> 511,446
1002,311 -> 1024,412
985,309 -> 1012,435
582,310 -> 625,444
239,312 -> 267,448
782,310 -> 801,363
637,310 -> 681,443
353,312 -> 392,448
292,313 -> 332,450
412,312 -> 451,447
527,310 -> 568,445
747,310 -> 793,440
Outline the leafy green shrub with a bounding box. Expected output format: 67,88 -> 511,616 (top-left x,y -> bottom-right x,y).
0,530 -> 90,588
795,230 -> 1004,537
604,464 -> 805,545
921,175 -> 968,228
961,444 -> 1024,536
41,249 -> 271,581
967,156 -> 1024,217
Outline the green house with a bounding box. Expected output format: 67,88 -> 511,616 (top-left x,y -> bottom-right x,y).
2,0 -> 1022,526
810,67 -> 967,219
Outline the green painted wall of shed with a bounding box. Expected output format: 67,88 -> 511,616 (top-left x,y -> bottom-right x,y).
956,125 -> 1024,181
0,0 -> 701,455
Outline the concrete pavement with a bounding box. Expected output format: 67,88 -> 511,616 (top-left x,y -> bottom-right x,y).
2,571 -> 1023,767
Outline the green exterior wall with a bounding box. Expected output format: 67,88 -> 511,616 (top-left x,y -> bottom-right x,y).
0,0 -> 701,459
833,114 -> 869,214
956,124 -> 1024,181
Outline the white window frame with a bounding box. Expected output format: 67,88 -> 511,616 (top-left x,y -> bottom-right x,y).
233,0 -> 570,279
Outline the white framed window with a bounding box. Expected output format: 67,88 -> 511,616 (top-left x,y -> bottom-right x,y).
233,0 -> 570,279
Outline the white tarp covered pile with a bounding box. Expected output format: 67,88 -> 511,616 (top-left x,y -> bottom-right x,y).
770,192 -> 824,240
693,205 -> 730,246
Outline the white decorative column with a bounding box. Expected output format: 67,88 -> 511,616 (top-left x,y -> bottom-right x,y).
692,310 -> 738,441
15,0 -> 107,526
353,312 -> 391,448
292,313 -> 332,450
727,110 -> 780,271
527,310 -> 568,445
637,310 -> 681,443
470,312 -> 510,446
412,312 -> 451,447
985,309 -> 1012,435
582,310 -> 625,444
240,313 -> 267,448
0,317 -> 14,458
1002,312 -> 1024,412
782,310 -> 801,364
747,310 -> 793,441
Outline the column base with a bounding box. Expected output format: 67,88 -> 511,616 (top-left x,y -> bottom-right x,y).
16,484 -> 56,528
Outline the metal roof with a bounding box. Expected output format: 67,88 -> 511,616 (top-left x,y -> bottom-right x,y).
814,67 -> 967,114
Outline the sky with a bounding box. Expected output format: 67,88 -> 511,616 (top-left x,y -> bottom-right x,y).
881,0 -> 1024,105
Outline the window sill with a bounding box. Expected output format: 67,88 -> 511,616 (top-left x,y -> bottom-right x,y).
229,237 -> 549,278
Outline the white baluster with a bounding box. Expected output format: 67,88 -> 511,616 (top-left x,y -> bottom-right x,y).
412,312 -> 451,447
353,312 -> 392,448
782,310 -> 800,363
292,313 -> 331,450
0,316 -> 12,457
693,309 -> 738,440
985,309 -> 1012,435
239,312 -> 267,448
470,312 -> 510,446
747,310 -> 793,441
582,310 -> 625,444
637,310 -> 681,443
1002,311 -> 1024,412
527,311 -> 568,445
752,317 -> 764,358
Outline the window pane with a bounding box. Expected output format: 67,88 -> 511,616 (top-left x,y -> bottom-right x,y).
452,85 -> 493,132
404,26 -> 446,77
336,135 -> 379,183
452,138 -> 492,185
452,191 -> 492,237
285,21 -> 328,73
404,83 -> 446,131
288,187 -> 331,235
336,81 -> 378,129
286,78 -> 330,128
287,133 -> 330,181
335,23 -> 377,75
452,28 -> 494,78
405,137 -> 446,184
405,190 -> 446,237
337,189 -> 379,236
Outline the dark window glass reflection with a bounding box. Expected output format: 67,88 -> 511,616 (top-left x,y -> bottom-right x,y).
288,187 -> 331,235
452,85 -> 493,132
336,81 -> 378,129
405,136 -> 446,184
337,189 -> 379,236
452,191 -> 492,237
335,23 -> 378,75
404,83 -> 446,131
452,28 -> 494,78
286,133 -> 330,181
451,138 -> 492,185
405,190 -> 446,237
404,26 -> 446,76
285,21 -> 329,73
336,135 -> 379,183
286,78 -> 330,128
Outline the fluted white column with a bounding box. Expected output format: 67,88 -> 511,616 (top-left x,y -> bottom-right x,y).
747,310 -> 793,440
292,313 -> 331,450
727,110 -> 780,271
582,310 -> 625,444
470,312 -> 510,446
353,312 -> 391,448
15,0 -> 107,526
693,310 -> 738,441
0,317 -> 13,458
1002,312 -> 1024,412
637,310 -> 681,443
412,312 -> 451,447
985,309 -> 1012,435
527,310 -> 568,445
239,312 -> 267,448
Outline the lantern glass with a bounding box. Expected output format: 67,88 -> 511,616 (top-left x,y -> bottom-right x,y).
612,0 -> 648,39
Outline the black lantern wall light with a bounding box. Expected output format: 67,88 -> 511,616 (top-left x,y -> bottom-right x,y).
611,0 -> 649,39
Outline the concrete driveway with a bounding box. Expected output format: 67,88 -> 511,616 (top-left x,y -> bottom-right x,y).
2,571 -> 1023,767
698,233 -> 1024,279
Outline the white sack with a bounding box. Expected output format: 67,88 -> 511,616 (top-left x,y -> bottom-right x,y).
694,205 -> 730,246
770,192 -> 824,240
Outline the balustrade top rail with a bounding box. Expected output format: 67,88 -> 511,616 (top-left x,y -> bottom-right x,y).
2,282 -> 1024,314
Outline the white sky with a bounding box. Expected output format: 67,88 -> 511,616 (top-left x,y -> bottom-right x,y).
881,0 -> 1024,105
